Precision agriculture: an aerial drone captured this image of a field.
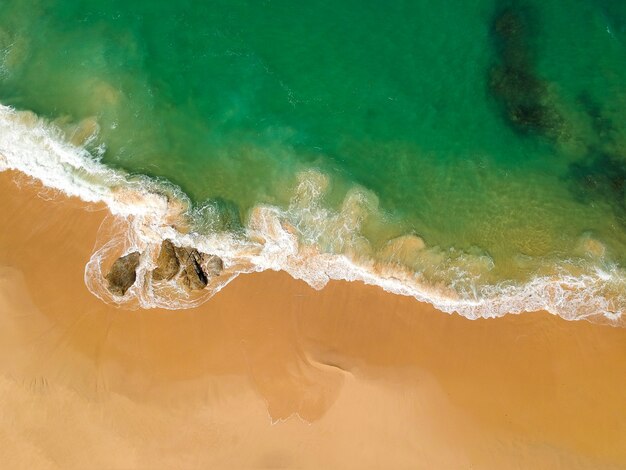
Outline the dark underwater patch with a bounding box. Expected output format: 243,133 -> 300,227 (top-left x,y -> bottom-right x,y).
488,3 -> 563,138
568,149 -> 626,223
566,90 -> 626,222
488,4 -> 626,225
577,92 -> 615,139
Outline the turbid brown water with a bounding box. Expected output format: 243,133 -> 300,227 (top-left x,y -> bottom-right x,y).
1,171 -> 626,469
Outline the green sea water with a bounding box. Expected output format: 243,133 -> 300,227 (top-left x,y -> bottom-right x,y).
2,0 -> 626,316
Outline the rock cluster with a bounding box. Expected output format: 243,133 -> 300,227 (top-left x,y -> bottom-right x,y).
155,240 -> 223,291
104,240 -> 223,297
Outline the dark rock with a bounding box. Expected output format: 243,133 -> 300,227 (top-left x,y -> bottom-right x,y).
180,262 -> 208,291
105,252 -> 141,296
173,246 -> 221,291
174,246 -> 197,266
177,248 -> 208,290
152,239 -> 180,281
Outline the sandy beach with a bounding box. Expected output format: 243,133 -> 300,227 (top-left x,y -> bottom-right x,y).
1,170 -> 626,469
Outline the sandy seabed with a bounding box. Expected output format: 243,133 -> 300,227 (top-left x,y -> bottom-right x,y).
0,171 -> 626,469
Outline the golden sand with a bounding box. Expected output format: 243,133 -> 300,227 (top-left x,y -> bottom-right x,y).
1,171 -> 626,469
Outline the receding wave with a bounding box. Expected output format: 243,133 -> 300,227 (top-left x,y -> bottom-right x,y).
0,104 -> 624,325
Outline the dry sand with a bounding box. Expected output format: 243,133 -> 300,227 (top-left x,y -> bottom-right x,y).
0,170 -> 625,469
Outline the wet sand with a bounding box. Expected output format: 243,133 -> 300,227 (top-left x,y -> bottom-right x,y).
1,170 -> 626,469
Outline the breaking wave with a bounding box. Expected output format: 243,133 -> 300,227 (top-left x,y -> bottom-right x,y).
0,104 -> 624,325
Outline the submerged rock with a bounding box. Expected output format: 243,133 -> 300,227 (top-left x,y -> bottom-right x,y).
152,239 -> 180,281
105,252 -> 141,296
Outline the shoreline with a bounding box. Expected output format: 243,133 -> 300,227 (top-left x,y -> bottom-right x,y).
1,104 -> 624,323
1,170 -> 626,468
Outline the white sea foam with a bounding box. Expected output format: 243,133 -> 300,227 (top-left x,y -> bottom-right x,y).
1,104 -> 624,325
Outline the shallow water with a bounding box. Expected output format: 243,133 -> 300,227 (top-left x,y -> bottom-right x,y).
1,0 -> 626,320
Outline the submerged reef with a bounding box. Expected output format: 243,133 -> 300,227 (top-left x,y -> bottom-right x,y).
488,3 -> 563,138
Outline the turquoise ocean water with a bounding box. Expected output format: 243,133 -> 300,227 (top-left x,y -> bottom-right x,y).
1,0 -> 626,321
